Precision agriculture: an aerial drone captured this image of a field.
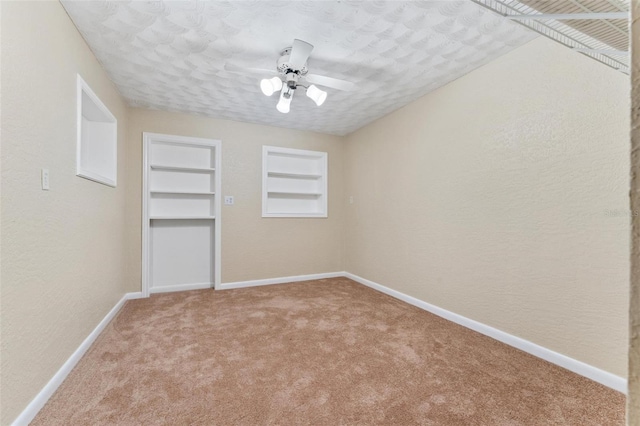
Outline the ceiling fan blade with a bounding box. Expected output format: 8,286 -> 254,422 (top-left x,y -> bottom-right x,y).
224,63 -> 275,75
304,73 -> 357,92
288,39 -> 314,70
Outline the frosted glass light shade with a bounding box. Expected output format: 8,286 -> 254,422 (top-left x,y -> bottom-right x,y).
276,96 -> 291,113
260,77 -> 283,96
276,86 -> 292,114
306,84 -> 327,106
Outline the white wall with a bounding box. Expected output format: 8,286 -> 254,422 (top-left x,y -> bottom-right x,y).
0,2 -> 129,423
126,108 -> 345,286
344,38 -> 630,377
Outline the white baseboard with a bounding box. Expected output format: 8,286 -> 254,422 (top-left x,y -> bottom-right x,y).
218,272 -> 345,290
208,270 -> 629,393
11,291 -> 142,426
149,282 -> 212,294
125,291 -> 145,300
344,272 -> 627,394
12,272 -> 627,426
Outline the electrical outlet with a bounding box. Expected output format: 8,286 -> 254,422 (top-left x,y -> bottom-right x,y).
349,195 -> 354,204
224,196 -> 234,205
41,168 -> 50,190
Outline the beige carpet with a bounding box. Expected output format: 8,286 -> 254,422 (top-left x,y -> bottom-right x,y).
32,278 -> 624,425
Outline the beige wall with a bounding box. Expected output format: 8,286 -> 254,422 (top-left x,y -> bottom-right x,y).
344,37 -> 630,377
629,0 -> 639,422
126,108 -> 345,286
0,2 -> 633,423
0,2 -> 129,423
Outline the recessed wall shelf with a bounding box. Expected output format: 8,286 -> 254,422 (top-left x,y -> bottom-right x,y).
76,74 -> 117,187
267,171 -> 322,179
267,191 -> 322,196
150,190 -> 215,195
262,146 -> 328,218
150,216 -> 216,220
150,164 -> 215,173
143,133 -> 221,296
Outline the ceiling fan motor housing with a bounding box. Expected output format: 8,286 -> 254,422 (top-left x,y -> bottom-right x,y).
285,72 -> 299,90
278,48 -> 308,75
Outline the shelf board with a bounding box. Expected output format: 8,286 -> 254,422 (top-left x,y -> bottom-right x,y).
150,164 -> 215,173
265,212 -> 325,216
267,171 -> 322,179
150,216 -> 215,220
150,190 -> 215,195
267,191 -> 322,196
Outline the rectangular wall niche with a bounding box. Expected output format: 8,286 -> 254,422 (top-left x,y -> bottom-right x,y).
142,133 -> 222,295
76,74 -> 117,187
262,145 -> 328,218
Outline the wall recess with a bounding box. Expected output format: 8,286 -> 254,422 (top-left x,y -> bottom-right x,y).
76,74 -> 117,187
262,145 -> 328,218
142,133 -> 222,295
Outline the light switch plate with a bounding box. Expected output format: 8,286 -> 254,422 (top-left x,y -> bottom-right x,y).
41,169 -> 50,190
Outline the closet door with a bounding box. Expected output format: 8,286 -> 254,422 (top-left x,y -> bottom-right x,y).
142,133 -> 221,296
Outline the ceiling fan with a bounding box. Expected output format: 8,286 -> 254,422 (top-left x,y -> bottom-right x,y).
225,39 -> 357,114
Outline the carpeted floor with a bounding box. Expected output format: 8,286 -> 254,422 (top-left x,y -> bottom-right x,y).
32,277 -> 624,425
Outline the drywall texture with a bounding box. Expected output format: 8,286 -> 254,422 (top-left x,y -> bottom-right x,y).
345,37 -> 630,377
0,2 -> 129,423
126,108 -> 344,286
630,1 -> 640,422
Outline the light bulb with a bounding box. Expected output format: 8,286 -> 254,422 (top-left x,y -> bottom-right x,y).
276,86 -> 292,113
306,84 -> 327,106
260,76 -> 283,96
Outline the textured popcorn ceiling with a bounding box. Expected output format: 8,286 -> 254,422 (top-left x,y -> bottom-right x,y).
61,1 -> 536,135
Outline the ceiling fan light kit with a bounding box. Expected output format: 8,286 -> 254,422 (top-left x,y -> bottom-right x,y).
276,86 -> 293,114
260,76 -> 283,96
249,39 -> 355,114
306,84 -> 327,107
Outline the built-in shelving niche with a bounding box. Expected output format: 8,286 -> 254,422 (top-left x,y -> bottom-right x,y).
262,146 -> 328,218
76,74 -> 117,187
142,133 -> 221,295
